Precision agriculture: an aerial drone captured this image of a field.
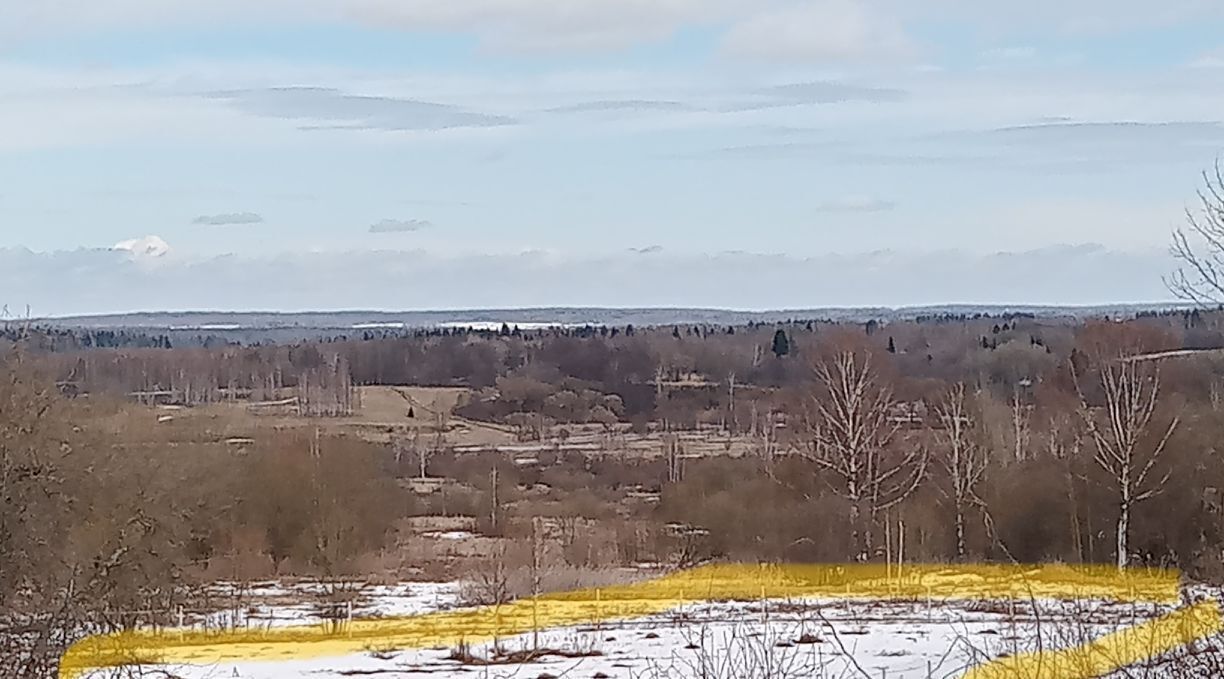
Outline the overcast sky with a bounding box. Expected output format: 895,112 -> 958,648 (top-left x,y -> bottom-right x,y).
3,1 -> 1223,314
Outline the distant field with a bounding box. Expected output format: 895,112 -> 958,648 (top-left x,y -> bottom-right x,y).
100,384 -> 762,459
97,385 -> 515,448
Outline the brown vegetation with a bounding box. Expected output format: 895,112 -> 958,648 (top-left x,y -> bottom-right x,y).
7,308 -> 1224,674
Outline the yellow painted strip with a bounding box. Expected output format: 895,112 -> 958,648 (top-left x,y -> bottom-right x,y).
58,563 -> 1196,678
963,598 -> 1223,679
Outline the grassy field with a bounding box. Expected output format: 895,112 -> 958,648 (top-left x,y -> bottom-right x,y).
93,385 -> 764,460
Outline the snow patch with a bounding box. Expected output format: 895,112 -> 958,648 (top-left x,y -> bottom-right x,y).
422,530 -> 475,540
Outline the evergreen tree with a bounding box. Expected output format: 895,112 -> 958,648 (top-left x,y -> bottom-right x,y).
771,329 -> 790,358
887,336 -> 897,354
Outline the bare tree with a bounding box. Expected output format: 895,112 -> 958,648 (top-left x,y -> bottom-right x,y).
432,403 -> 449,457
802,350 -> 925,559
1043,411 -> 1089,563
1010,384 -> 1031,462
297,353 -> 355,417
1170,160 -> 1224,303
391,427 -> 429,479
0,351 -> 202,678
755,403 -> 779,473
725,371 -> 737,434
934,383 -> 988,561
1072,354 -> 1178,570
663,432 -> 684,484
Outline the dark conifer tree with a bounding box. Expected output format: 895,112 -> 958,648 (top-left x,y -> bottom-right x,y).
771,329 -> 790,358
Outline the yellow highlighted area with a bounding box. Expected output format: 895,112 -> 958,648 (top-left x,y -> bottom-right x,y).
963,599 -> 1222,679
59,563 -> 1217,679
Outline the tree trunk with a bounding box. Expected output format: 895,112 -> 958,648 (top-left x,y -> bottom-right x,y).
862,504 -> 875,561
848,501 -> 864,560
955,502 -> 967,561
1117,501 -> 1130,570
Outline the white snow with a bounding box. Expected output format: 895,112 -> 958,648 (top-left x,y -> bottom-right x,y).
82,581 -> 1200,679
437,322 -> 586,331
421,530 -> 476,541
193,581 -> 460,631
169,324 -> 244,331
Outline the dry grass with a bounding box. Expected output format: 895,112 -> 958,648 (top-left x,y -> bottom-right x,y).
445,639 -> 603,666
458,560 -> 656,607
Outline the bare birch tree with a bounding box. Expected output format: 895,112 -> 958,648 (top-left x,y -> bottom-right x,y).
1073,355 -> 1178,570
802,350 -> 925,560
934,383 -> 988,561
1010,384 -> 1031,462
1170,160 -> 1224,303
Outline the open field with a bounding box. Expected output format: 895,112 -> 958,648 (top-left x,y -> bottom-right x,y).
92,386 -> 514,447
95,384 -> 765,458
71,574 -> 1223,679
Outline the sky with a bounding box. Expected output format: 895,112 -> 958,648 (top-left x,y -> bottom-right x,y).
4,0 -> 1224,315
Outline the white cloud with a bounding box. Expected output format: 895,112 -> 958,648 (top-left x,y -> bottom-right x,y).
722,1 -> 915,63
369,219 -> 433,233
982,46 -> 1037,61
207,87 -> 516,131
0,63 -> 293,151
920,0 -> 1224,36
1188,48 -> 1224,69
1191,57 -> 1224,69
192,212 -> 264,226
112,235 -> 171,258
545,100 -> 696,114
0,0 -> 741,53
814,196 -> 897,213
1,244 -> 1178,316
4,0 -> 1224,56
345,0 -> 737,52
5,31 -> 1224,152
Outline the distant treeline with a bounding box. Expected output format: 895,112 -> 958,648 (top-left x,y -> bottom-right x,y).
6,306 -> 1217,353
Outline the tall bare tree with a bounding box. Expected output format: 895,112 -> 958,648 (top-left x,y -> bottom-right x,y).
1170,160 -> 1224,303
802,350 -> 925,560
1010,384 -> 1031,462
934,383 -> 988,561
1073,354 -> 1178,570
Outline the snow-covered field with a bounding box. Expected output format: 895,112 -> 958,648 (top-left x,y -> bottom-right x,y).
75,580 -> 1220,679
192,581 -> 461,631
